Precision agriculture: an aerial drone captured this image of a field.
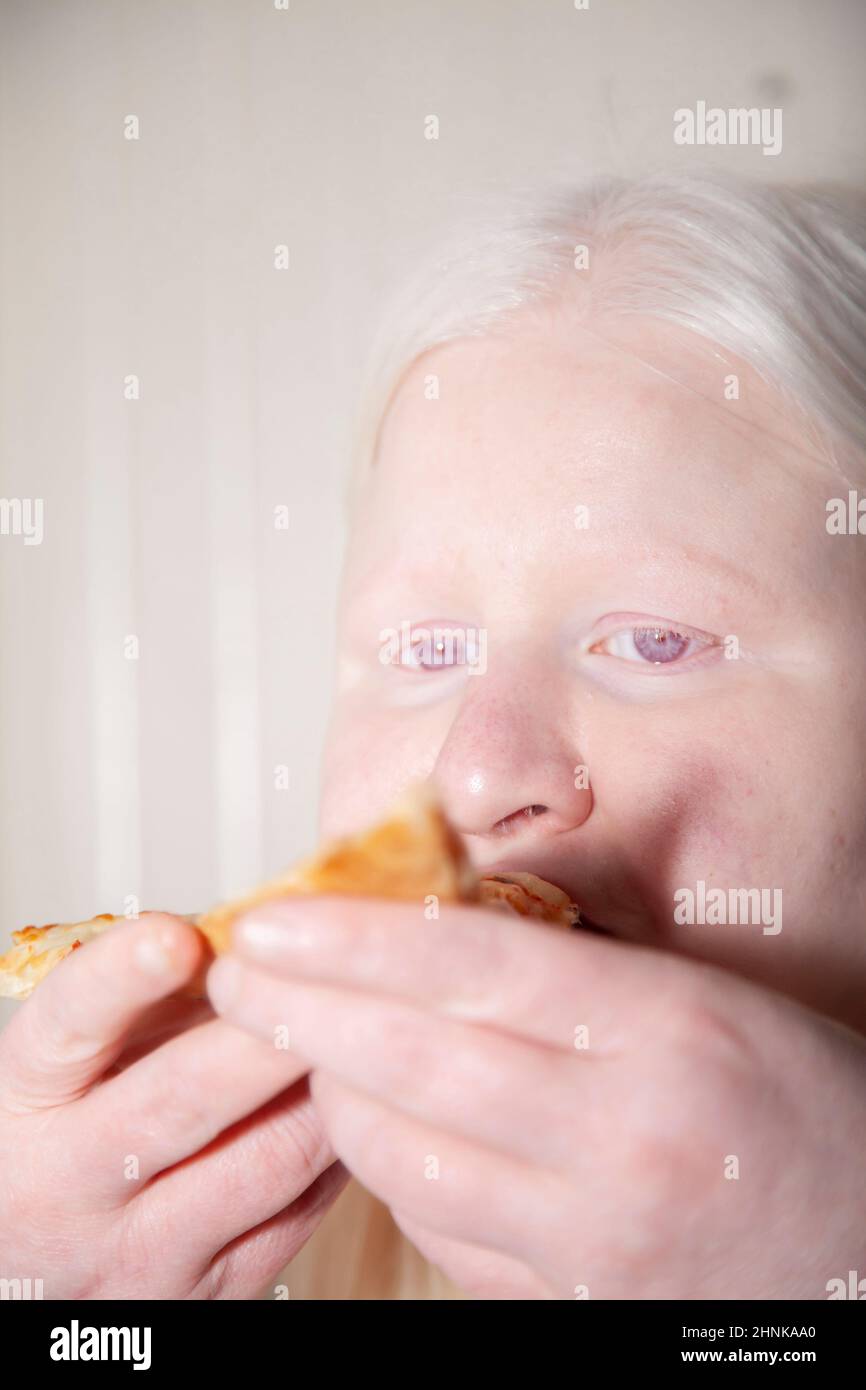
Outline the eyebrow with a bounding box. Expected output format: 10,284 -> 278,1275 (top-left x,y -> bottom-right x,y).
347,557 -> 472,611
670,539 -> 784,605
346,524 -> 805,623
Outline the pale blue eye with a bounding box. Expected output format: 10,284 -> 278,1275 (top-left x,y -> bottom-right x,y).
404,633 -> 461,670
595,626 -> 704,664
632,626 -> 691,663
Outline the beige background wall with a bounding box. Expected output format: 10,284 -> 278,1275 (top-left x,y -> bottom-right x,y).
1,0 -> 864,1029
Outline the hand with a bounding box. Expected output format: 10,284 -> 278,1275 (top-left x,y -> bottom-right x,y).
0,914 -> 348,1299
208,897 -> 866,1300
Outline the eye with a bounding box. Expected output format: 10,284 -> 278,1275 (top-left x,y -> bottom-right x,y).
379,623 -> 484,673
590,623 -> 716,666
403,630 -> 462,671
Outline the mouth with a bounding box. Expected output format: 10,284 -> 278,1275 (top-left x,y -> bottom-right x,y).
573,912 -> 616,938
479,867 -> 618,938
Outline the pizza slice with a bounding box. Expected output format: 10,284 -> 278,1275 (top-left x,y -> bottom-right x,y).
0,783 -> 579,1001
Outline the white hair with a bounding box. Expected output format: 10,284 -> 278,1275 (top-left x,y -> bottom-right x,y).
347,171 -> 866,510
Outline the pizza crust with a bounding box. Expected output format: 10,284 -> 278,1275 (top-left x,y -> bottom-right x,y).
195,781 -> 480,956
0,785 -> 579,1001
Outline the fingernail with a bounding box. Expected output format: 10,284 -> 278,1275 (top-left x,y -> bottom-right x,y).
235,914 -> 320,956
134,924 -> 178,976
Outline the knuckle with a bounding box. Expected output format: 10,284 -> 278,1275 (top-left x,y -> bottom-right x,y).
134,1067 -> 214,1155
621,1125 -> 690,1206
256,1096 -> 332,1189
658,976 -> 758,1079
116,1197 -> 182,1294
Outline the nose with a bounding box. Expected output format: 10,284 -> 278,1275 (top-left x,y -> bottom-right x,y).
431,657 -> 592,856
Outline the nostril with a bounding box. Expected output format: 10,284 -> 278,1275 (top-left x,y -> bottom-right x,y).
493,804 -> 548,835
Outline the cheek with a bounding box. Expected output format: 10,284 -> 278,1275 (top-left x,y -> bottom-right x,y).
318,695 -> 443,840
602,705 -> 838,961
595,717 -> 786,928
663,755 -> 765,876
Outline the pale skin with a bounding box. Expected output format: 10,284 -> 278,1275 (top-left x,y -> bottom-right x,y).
1,306 -> 864,1297
209,308 -> 866,1298
0,917 -> 350,1297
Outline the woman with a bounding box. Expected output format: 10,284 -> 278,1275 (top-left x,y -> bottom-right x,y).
2,173 -> 865,1299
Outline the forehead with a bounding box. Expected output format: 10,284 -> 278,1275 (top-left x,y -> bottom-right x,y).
351,317 -> 830,576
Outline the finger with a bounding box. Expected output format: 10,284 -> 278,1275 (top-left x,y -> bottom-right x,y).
230,896 -> 679,1052
0,915 -> 206,1114
208,957 -> 595,1167
104,996 -> 215,1076
391,1209 -> 555,1299
128,1079 -> 344,1279
69,1016 -> 313,1199
309,1068 -> 570,1285
196,1159 -> 351,1301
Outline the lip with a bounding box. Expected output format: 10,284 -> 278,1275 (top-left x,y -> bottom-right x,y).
574,913 -> 616,938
